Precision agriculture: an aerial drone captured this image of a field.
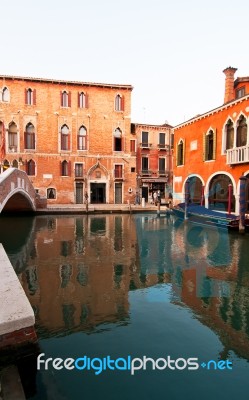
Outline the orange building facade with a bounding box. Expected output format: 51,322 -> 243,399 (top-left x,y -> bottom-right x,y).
0,75 -> 136,204
173,67 -> 249,214
132,123 -> 173,203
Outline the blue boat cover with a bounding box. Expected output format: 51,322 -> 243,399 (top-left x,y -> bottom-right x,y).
178,203 -> 239,220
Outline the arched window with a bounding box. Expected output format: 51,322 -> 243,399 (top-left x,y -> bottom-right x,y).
12,159 -> 18,168
236,115 -> 247,147
61,160 -> 71,176
3,159 -> 10,171
177,139 -> 184,166
61,91 -> 71,107
78,126 -> 87,150
8,122 -> 18,152
60,124 -> 70,151
24,123 -> 36,149
115,94 -> 124,111
25,88 -> 36,105
26,159 -> 35,176
2,87 -> 10,102
225,119 -> 234,150
78,92 -> 88,108
204,130 -> 214,161
47,188 -> 56,199
114,127 -> 122,151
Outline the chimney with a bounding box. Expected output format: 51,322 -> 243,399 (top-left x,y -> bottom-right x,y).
223,67 -> 237,103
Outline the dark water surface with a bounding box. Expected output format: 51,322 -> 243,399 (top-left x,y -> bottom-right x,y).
1,213 -> 249,400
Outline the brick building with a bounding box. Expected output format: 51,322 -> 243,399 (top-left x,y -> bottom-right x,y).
173,67 -> 249,214
0,75 -> 136,204
132,122 -> 173,203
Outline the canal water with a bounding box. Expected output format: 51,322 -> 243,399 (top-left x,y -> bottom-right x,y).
1,213 -> 249,399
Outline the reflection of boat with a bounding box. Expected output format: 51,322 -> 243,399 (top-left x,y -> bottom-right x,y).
172,203 -> 244,230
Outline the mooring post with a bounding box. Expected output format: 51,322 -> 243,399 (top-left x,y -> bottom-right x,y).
184,178 -> 190,220
239,176 -> 247,233
200,185 -> 205,206
228,183 -> 232,215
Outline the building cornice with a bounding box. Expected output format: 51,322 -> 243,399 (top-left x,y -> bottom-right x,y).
0,74 -> 133,91
174,95 -> 249,131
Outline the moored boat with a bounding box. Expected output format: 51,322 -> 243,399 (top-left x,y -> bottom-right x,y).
172,203 -> 243,230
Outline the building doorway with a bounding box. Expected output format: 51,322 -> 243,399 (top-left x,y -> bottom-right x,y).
75,182 -> 83,204
142,187 -> 148,202
90,183 -> 106,204
208,174 -> 235,212
115,183 -> 122,204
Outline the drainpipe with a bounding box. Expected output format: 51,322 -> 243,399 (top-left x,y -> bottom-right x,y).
228,184 -> 232,214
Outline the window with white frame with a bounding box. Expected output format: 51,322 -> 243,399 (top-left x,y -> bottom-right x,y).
75,163 -> 84,177
2,87 -> 10,102
236,115 -> 247,147
78,126 -> 87,150
8,122 -> 18,152
24,123 -> 36,150
60,124 -> 70,151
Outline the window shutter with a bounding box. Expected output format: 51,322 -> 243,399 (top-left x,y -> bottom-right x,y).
203,132 -> 206,161
85,93 -> 89,108
68,161 -> 71,176
183,139 -> 185,165
78,92 -> 80,108
213,129 -> 217,160
33,89 -> 36,105
68,133 -> 70,150
68,92 -> 71,107
121,95 -> 125,111
176,143 -> 179,166
24,88 -> 28,104
24,132 -> 27,149
60,91 -> 63,107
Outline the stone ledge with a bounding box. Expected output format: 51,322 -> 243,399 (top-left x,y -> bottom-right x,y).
0,244 -> 35,338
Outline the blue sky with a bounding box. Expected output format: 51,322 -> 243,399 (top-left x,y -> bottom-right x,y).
1,0 -> 248,125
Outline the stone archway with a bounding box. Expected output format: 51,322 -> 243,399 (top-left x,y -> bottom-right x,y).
87,161 -> 109,204
188,176 -> 203,204
208,174 -> 235,212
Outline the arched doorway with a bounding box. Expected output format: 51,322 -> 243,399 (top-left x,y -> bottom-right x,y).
245,174 -> 249,212
208,174 -> 235,212
188,176 -> 203,204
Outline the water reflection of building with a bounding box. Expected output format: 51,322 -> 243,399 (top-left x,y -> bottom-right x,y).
19,215 -> 139,336
10,213 -> 249,362
134,214 -> 249,360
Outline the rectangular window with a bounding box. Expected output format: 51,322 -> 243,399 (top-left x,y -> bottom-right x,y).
142,157 -> 149,172
75,163 -> 84,177
159,132 -> 165,149
130,139 -> 136,153
159,158 -> 166,174
141,131 -> 149,147
114,164 -> 123,178
236,87 -> 245,99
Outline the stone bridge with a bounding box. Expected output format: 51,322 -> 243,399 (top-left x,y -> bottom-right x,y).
0,168 -> 46,213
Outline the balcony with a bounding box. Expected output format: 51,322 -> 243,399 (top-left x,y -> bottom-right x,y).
140,143 -> 152,149
140,170 -> 153,176
157,144 -> 169,150
226,145 -> 249,165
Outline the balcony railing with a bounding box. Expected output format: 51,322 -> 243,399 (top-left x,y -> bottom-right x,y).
226,145 -> 249,164
140,143 -> 152,149
140,170 -> 153,176
157,144 -> 169,150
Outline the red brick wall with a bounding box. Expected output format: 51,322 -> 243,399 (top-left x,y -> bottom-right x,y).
0,76 -> 136,204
